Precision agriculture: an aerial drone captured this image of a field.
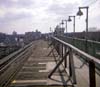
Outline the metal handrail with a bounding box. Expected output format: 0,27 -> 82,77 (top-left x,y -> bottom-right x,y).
53,36 -> 100,64
56,35 -> 100,59
50,36 -> 100,87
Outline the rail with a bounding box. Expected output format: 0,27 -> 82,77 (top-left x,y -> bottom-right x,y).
48,36 -> 100,87
0,41 -> 34,87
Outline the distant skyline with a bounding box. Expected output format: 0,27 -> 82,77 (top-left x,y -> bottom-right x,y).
0,0 -> 100,34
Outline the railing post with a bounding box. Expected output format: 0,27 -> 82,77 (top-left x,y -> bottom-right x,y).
89,60 -> 96,87
69,48 -> 76,84
58,43 -> 60,55
85,39 -> 88,53
56,43 -> 59,55
48,51 -> 69,78
62,44 -> 63,58
64,46 -> 67,68
69,48 -> 72,77
59,43 -> 62,58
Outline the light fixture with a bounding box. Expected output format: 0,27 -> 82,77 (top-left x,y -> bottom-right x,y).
77,9 -> 83,16
68,17 -> 72,22
61,20 -> 64,25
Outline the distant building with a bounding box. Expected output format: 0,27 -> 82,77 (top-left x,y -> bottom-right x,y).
24,31 -> 41,44
4,35 -> 17,46
0,33 -> 6,43
0,30 -> 42,46
12,31 -> 17,36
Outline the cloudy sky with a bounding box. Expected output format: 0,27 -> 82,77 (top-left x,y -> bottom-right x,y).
0,0 -> 100,34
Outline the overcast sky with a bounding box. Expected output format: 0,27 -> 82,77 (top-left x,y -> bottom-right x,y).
0,0 -> 100,34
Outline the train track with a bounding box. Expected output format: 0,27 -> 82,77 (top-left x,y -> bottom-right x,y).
0,42 -> 34,87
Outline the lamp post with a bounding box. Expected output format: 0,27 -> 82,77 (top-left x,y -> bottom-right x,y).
60,20 -> 64,29
63,20 -> 68,33
77,6 -> 89,39
68,16 -> 75,33
77,6 -> 89,53
50,27 -> 53,36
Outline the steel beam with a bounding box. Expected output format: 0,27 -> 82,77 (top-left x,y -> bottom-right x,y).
48,51 -> 69,78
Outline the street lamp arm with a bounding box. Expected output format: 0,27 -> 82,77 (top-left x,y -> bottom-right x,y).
69,16 -> 75,18
79,6 -> 89,9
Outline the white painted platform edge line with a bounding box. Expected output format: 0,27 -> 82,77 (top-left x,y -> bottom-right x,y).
12,80 -> 47,84
39,70 -> 48,72
22,66 -> 45,68
43,48 -> 47,50
38,62 -> 47,64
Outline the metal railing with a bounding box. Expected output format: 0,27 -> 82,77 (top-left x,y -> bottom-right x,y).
0,42 -> 34,87
57,35 -> 100,59
48,36 -> 100,87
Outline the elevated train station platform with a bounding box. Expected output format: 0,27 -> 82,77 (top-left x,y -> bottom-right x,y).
0,38 -> 100,87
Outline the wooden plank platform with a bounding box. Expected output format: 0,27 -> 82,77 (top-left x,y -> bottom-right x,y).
10,40 -> 100,87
